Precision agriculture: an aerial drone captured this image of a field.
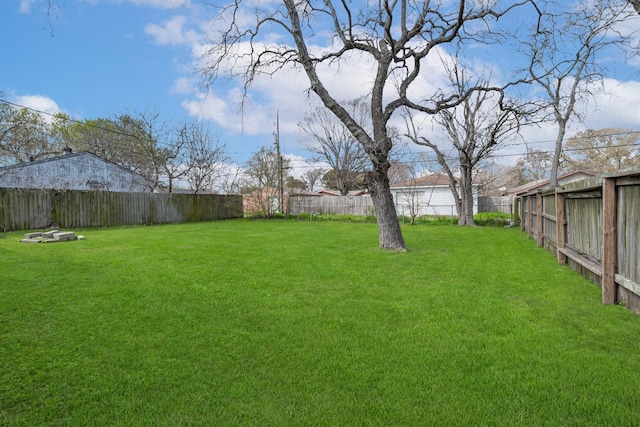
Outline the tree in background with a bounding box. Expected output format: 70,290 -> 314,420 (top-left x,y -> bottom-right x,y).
286,176 -> 307,192
564,128 -> 640,174
301,167 -> 326,192
298,102 -> 370,196
0,97 -> 15,161
320,169 -> 366,193
65,115 -> 160,189
393,173 -> 427,226
507,148 -> 556,186
406,65 -> 523,226
387,160 -> 415,186
161,120 -> 191,193
527,0 -> 637,187
243,146 -> 292,217
182,121 -> 230,194
0,106 -> 61,165
121,110 -> 168,192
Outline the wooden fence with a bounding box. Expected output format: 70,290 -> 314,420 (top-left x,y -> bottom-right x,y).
288,195 -> 375,216
0,188 -> 243,231
478,196 -> 512,213
517,168 -> 640,314
288,194 -> 511,217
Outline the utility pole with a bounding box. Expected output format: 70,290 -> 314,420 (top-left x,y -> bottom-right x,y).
275,111 -> 284,214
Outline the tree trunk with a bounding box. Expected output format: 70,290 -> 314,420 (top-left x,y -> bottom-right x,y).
550,123 -> 566,188
281,0 -> 406,250
458,164 -> 476,226
366,164 -> 407,251
464,186 -> 475,225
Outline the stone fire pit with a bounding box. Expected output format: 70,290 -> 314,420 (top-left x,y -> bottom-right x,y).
20,230 -> 86,243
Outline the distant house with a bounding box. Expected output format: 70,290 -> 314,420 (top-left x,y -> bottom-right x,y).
503,170 -> 598,198
390,173 -> 480,217
0,150 -> 152,192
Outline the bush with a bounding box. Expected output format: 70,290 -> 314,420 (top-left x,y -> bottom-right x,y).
474,212 -> 514,227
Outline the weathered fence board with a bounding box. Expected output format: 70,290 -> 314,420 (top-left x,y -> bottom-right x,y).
618,184 -> 640,286
288,195 -> 375,216
478,196 -> 511,213
517,169 -> 640,315
566,197 -> 602,261
0,188 -> 242,231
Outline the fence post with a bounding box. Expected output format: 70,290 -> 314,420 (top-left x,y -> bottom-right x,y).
602,178 -> 616,305
526,195 -> 533,238
556,191 -> 566,265
518,197 -> 523,230
536,192 -> 543,247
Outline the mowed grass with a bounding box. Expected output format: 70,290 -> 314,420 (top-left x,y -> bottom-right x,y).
2,220 -> 640,426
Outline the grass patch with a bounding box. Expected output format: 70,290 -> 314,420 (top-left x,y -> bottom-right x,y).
2,220 -> 640,425
287,212 -> 512,227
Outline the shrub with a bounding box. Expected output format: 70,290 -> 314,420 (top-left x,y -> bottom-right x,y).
474,211 -> 513,227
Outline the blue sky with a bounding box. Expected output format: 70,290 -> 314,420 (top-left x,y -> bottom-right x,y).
1,0 -> 290,166
3,0 -> 640,175
3,2 -> 188,116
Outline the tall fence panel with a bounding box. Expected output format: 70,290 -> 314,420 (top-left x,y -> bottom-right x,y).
478,196 -> 512,213
288,195 -> 375,216
0,188 -> 242,231
517,170 -> 640,315
565,195 -> 602,261
541,192 -> 557,252
615,179 -> 640,312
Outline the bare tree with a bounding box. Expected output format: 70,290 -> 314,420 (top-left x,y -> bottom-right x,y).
387,160 -> 415,186
394,176 -> 427,225
182,121 -> 230,194
202,0 -> 541,250
161,120 -> 192,193
298,101 -> 370,195
123,110 -> 169,192
218,164 -> 243,195
301,167 -> 326,191
406,66 -> 523,225
527,0 -> 638,186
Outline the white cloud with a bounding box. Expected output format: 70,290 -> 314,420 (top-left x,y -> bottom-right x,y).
284,154 -> 329,180
490,77 -> 640,165
182,93 -> 228,124
581,78 -> 640,130
19,0 -> 35,13
14,94 -> 61,115
170,77 -> 197,95
177,36 -> 460,161
145,15 -> 199,46
127,0 -> 191,8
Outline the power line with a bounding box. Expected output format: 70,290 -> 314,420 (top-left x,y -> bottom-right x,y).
3,98 -> 639,165
0,98 -> 143,140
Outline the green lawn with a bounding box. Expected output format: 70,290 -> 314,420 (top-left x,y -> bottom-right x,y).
1,220 -> 639,426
